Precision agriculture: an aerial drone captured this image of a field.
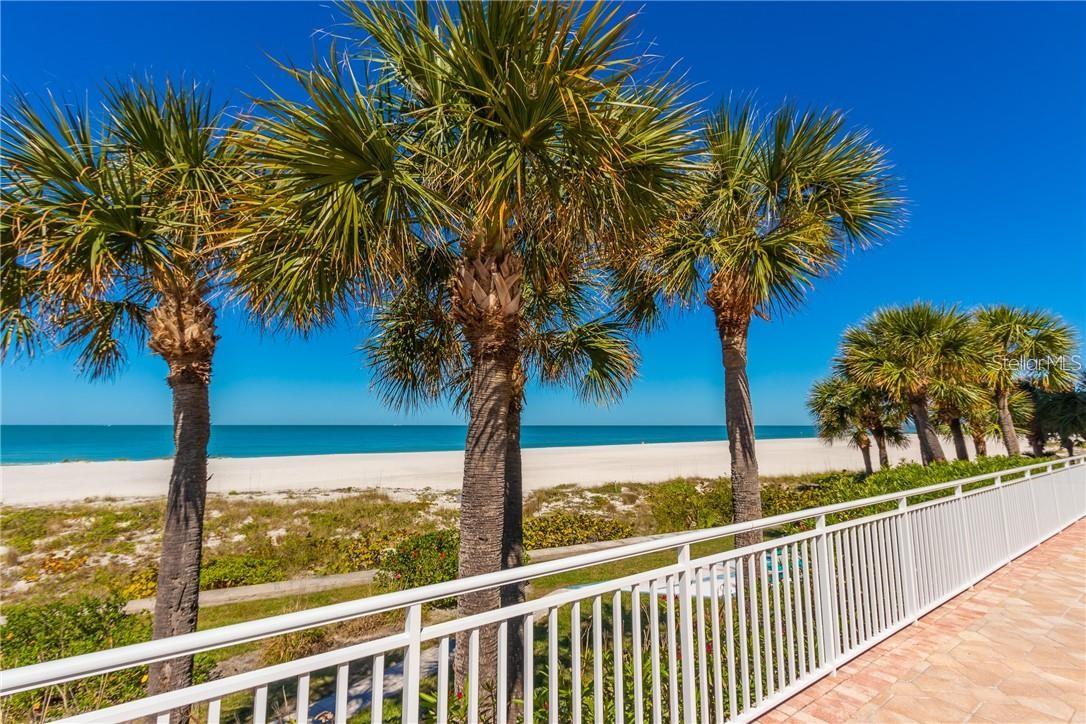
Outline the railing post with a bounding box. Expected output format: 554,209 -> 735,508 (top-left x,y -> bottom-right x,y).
994,475 -> 1013,562
677,543 -> 696,723
1026,467 -> 1042,539
953,485 -> 975,587
895,497 -> 920,623
402,603 -> 423,724
814,514 -> 839,673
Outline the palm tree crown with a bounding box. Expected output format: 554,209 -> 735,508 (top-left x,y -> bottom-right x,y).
227,0 -> 698,697
838,302 -> 983,464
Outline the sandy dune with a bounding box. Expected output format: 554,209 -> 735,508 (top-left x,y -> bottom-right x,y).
0,434 -> 1009,506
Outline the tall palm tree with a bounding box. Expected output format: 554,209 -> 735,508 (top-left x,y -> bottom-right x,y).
634,101 -> 901,543
839,303 -> 982,465
229,0 -> 696,686
2,81 -> 240,703
972,305 -> 1076,456
366,243 -> 636,712
808,373 -> 906,473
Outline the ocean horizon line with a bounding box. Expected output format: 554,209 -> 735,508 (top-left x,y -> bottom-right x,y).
1,424 -> 819,465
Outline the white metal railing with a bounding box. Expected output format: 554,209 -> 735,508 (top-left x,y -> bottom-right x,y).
2,456 -> 1084,723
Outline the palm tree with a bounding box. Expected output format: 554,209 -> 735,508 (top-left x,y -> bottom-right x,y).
229,0 -> 696,687
3,81 -> 240,702
808,375 -> 875,473
634,101 -> 901,543
960,387 -> 1033,458
366,243 -> 636,713
839,303 -> 982,465
1035,373 -> 1086,457
972,305 -> 1076,455
808,374 -> 907,473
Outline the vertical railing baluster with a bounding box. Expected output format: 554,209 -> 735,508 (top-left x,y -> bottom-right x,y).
572,601 -> 583,724
694,570 -> 709,723
708,564 -> 724,724
759,551 -> 774,698
335,662 -> 349,724
468,629 -> 480,723
782,545 -> 797,683
208,698 -> 222,724
372,654 -> 385,724
595,595 -> 606,724
748,555 -> 763,704
770,549 -> 785,691
801,539 -> 817,672
523,613 -> 535,724
437,638 -> 450,724
665,577 -> 678,724
676,544 -> 696,723
253,685 -> 268,724
649,579 -> 662,724
735,558 -> 751,712
632,584 -> 645,724
403,603 -> 422,723
549,607 -> 560,724
613,591 -> 625,724
497,620 -> 508,724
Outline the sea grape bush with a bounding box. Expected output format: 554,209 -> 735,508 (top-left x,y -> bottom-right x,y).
523,511 -> 635,550
376,529 -> 460,607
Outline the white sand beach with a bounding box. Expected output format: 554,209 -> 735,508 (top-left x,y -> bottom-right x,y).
0,434 -> 1009,506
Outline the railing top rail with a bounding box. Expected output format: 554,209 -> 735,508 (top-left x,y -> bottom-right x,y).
2,454 -> 1081,696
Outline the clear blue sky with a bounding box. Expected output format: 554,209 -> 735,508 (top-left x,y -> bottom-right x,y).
2,1 -> 1084,426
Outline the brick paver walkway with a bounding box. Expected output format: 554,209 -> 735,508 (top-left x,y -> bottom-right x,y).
759,519 -> 1086,723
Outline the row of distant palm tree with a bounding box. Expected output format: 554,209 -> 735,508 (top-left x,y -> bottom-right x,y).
2,1 -> 905,705
809,302 -> 1078,471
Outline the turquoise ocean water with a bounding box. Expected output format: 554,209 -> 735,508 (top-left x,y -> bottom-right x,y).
0,425 -> 817,465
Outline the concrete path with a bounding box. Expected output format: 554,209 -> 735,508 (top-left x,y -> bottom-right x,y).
758,519 -> 1086,723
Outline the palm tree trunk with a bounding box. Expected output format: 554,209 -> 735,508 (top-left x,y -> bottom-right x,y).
1028,414 -> 1046,456
995,388 -> 1021,456
860,442 -> 874,475
872,424 -> 890,469
147,366 -> 211,707
948,418 -> 969,461
717,321 -> 761,547
909,397 -> 946,464
1062,437 -> 1075,457
501,394 -> 524,719
451,253 -> 523,698
455,347 -> 515,693
972,432 -> 988,458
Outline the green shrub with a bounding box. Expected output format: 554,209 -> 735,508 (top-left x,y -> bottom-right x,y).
647,478 -> 730,533
376,529 -> 459,607
314,530 -> 401,575
523,511 -> 635,550
0,596 -> 150,720
646,455 -> 1045,536
200,555 -> 286,590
